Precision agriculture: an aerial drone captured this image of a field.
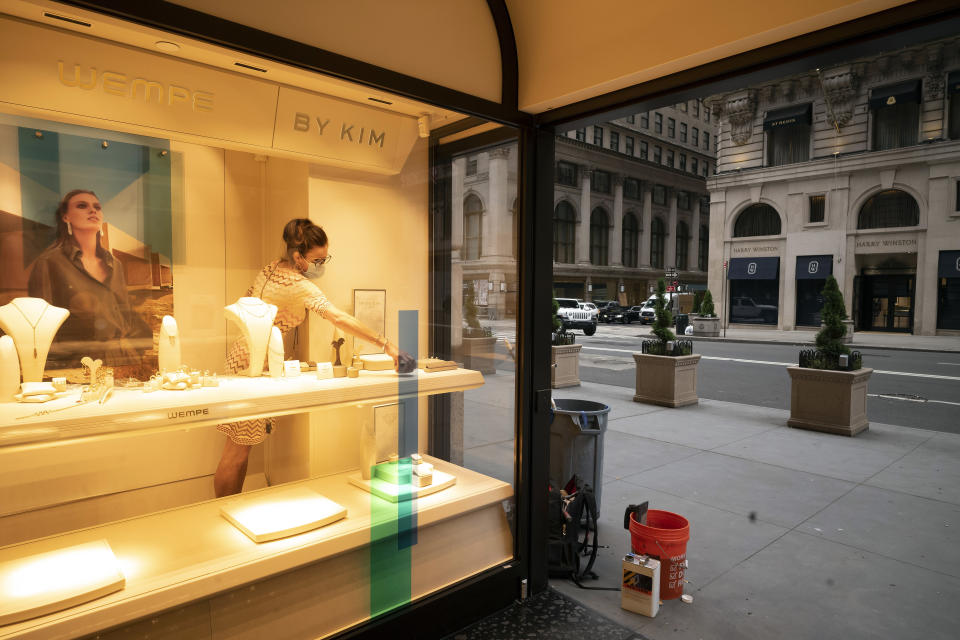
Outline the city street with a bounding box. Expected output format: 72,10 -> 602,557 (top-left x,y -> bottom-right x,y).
495,322 -> 960,434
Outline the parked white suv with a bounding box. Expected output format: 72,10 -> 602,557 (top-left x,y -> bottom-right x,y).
555,298 -> 597,335
579,302 -> 598,320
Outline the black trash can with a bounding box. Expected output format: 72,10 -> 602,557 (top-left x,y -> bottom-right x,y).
675,313 -> 689,335
550,399 -> 611,515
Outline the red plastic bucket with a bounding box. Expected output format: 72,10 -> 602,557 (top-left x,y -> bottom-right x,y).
629,510 -> 690,600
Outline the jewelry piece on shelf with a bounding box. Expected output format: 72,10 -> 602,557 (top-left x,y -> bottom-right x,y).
332,337 -> 345,366
158,315 -> 182,373
9,299 -> 48,359
15,397 -> 94,419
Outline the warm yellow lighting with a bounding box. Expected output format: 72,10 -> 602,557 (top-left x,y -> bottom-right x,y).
220,486 -> 347,543
0,540 -> 124,626
351,468 -> 457,503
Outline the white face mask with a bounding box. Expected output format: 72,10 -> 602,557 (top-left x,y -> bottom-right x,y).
305,263 -> 325,279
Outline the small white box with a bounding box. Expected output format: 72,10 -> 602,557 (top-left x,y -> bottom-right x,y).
283,360 -> 301,377
315,362 -> 333,380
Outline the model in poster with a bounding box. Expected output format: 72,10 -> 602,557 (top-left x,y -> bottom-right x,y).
214,218 -> 415,497
27,190 -> 152,371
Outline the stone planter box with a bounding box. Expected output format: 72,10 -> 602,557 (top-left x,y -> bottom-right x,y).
551,343 -> 582,388
787,366 -> 873,436
632,353 -> 701,407
461,336 -> 497,374
692,315 -> 720,337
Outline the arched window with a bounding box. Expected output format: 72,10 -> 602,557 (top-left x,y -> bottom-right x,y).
676,221 -> 690,270
590,207 -> 609,265
463,194 -> 483,260
622,212 -> 639,268
698,224 -> 709,271
650,217 -> 665,268
734,203 -> 781,237
553,201 -> 576,263
857,189 -> 919,229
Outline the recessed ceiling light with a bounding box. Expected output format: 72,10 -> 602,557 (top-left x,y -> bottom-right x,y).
154,41 -> 180,52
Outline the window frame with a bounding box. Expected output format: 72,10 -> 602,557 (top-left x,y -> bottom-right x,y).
593,126 -> 604,146
680,122 -> 687,142
553,201 -> 577,263
807,193 -> 827,226
654,112 -> 662,133
589,207 -> 610,266
609,130 -> 620,151
667,117 -> 676,138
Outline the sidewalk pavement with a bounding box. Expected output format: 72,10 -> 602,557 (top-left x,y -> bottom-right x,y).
483,318 -> 960,352
463,375 -> 960,640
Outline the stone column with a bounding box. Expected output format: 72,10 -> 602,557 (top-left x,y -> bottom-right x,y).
639,183 -> 653,266
486,147 -> 510,258
691,196 -> 702,271
665,188 -> 678,269
577,167 -> 592,265
611,174 -> 624,266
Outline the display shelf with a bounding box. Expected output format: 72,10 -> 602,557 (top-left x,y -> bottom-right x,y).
0,456 -> 513,640
349,468 -> 457,502
0,368 -> 483,446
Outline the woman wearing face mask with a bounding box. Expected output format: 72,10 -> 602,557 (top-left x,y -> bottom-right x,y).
214,217 -> 415,497
27,189 -> 152,371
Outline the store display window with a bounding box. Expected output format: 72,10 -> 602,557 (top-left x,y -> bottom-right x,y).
0,13 -> 516,638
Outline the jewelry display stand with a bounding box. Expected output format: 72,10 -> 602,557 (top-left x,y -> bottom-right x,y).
224,297 -> 277,377
0,335 -> 21,402
0,539 -> 125,626
157,316 -> 181,374
0,298 -> 69,382
219,485 -> 347,543
267,326 -> 283,378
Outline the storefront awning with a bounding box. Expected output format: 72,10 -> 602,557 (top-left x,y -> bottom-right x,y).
763,103 -> 812,130
868,79 -> 921,109
950,72 -> 960,95
939,250 -> 960,278
728,257 -> 779,280
796,255 -> 833,279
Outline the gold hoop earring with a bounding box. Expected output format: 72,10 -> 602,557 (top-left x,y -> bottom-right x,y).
66,221 -> 73,235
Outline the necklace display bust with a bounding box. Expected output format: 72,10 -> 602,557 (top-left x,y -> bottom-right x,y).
158,315 -> 182,374
0,334 -> 20,401
268,326 -> 284,378
0,297 -> 69,382
224,297 -> 278,377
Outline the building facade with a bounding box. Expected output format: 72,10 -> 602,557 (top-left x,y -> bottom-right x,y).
454,102 -> 717,319
706,35 -> 960,335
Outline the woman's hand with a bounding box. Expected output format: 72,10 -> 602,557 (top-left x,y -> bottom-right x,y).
385,342 -> 416,373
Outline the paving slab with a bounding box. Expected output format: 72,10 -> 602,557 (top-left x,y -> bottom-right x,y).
463,440 -> 514,485
601,430 -> 700,483
637,531 -> 960,640
623,452 -> 855,528
866,431 -> 960,505
613,412 -> 778,452
798,484 -> 960,577
463,400 -> 514,448
712,421 -> 933,482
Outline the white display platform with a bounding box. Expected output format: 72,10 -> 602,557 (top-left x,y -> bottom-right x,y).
0,457 -> 512,640
0,368 -> 483,446
220,486 -> 347,543
349,469 -> 456,502
0,540 -> 124,626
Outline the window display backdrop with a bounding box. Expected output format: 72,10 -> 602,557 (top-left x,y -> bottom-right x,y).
0,17 -> 513,636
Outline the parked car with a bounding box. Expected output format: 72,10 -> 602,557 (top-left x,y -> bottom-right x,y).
623,305 -> 644,323
598,304 -> 626,323
730,296 -> 777,323
579,301 -> 599,320
637,292 -> 680,324
555,297 -> 597,335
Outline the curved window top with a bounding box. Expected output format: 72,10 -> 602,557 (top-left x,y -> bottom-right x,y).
591,206 -> 609,226
857,189 -> 919,229
555,200 -> 576,221
734,204 -> 781,237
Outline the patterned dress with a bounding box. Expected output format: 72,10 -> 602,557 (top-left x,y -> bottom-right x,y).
216,260 -> 331,445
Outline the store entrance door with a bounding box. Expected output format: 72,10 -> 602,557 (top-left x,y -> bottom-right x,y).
859,275 -> 915,332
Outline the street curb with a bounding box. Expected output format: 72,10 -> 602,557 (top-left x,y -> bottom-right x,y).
682,335 -> 960,354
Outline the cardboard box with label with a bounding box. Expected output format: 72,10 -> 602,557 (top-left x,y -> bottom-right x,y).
621,554 -> 660,617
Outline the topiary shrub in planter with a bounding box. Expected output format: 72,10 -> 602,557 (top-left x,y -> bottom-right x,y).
692,289 -> 719,336
551,296 -> 581,388
461,282 -> 497,374
633,279 -> 701,406
787,275 -> 872,436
